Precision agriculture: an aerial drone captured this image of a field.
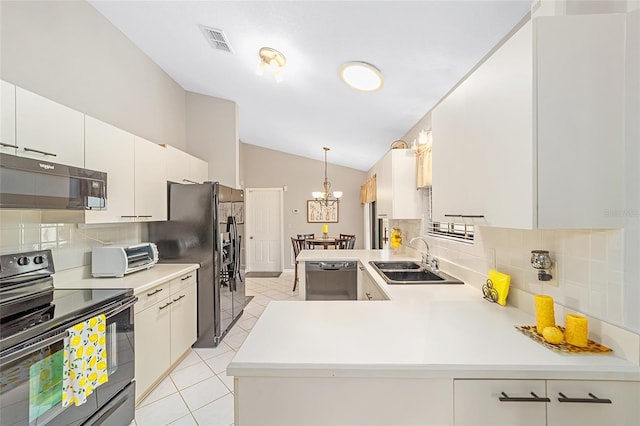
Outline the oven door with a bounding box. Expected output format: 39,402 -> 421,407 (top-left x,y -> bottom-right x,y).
0,298 -> 135,426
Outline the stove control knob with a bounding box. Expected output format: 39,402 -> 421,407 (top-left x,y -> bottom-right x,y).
17,256 -> 30,266
33,255 -> 45,265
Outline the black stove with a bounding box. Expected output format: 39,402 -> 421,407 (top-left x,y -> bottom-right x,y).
0,250 -> 131,350
0,249 -> 137,426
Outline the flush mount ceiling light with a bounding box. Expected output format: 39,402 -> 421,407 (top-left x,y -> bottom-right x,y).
257,47 -> 286,82
339,61 -> 384,92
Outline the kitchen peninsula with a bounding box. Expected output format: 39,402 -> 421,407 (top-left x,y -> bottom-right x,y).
228,250 -> 640,426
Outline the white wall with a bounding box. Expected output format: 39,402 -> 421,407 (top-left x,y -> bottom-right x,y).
0,0 -> 187,149
186,92 -> 239,188
240,143 -> 367,268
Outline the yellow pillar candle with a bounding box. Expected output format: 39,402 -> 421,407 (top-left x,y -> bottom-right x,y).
535,295 -> 555,334
565,314 -> 589,347
322,224 -> 328,234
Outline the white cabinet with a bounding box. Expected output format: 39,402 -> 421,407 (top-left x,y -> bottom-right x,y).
358,263 -> 388,301
134,136 -> 167,221
546,380 -> 640,426
432,14 -> 626,229
1,81 -> 16,154
134,272 -> 197,403
85,116 -> 136,223
15,87 -> 85,167
235,377 -> 453,425
370,149 -> 421,219
454,379 -> 640,426
134,286 -> 171,402
454,379 -> 547,426
169,272 -> 198,363
165,144 -> 208,184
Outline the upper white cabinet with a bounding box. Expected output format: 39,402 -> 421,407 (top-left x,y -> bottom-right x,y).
1,81 -> 17,155
85,116 -> 136,223
432,14 -> 626,229
370,149 -> 421,219
15,87 -> 85,168
134,136 -> 167,221
164,144 -> 208,184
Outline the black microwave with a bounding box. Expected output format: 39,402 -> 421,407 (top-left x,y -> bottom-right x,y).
0,153 -> 107,210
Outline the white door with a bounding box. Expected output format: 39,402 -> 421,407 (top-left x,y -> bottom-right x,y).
246,188 -> 283,272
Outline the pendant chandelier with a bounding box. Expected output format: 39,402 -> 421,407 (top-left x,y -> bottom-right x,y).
312,147 -> 342,207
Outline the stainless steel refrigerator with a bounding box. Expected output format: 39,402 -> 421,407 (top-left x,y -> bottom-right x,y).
147,182 -> 245,347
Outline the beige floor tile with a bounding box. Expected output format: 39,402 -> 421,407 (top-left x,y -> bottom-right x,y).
191,393 -> 234,426
170,360 -> 215,390
179,376 -> 230,411
135,393 -> 190,426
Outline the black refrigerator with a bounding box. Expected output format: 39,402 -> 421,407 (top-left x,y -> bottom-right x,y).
148,182 -> 245,347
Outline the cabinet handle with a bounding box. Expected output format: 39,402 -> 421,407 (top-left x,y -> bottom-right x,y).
23,147 -> 57,157
359,266 -> 365,271
0,142 -> 18,148
365,292 -> 373,300
181,275 -> 193,281
121,215 -> 137,218
147,288 -> 163,296
499,392 -> 550,402
137,215 -> 153,218
444,214 -> 485,219
159,301 -> 173,310
182,179 -> 198,184
557,392 -> 611,404
173,294 -> 185,302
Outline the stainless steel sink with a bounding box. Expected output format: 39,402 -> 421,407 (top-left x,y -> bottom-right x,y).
369,261 -> 463,285
370,261 -> 422,270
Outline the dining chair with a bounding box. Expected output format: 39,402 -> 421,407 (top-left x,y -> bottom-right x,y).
297,233 -> 315,239
336,236 -> 356,249
291,237 -> 309,291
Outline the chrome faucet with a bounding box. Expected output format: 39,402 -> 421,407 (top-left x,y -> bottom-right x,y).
409,236 -> 431,265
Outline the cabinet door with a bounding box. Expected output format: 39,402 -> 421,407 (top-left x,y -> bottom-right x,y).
390,149 -> 421,219
547,380 -> 640,426
134,297 -> 171,402
134,137 -> 167,221
372,152 -> 392,218
15,87 -> 84,167
84,116 -> 135,223
431,79 -> 472,222
170,281 -> 197,363
191,156 -> 209,184
454,379 -> 546,426
165,144 -> 192,184
359,266 -> 388,301
536,14 -> 625,229
1,81 -> 16,154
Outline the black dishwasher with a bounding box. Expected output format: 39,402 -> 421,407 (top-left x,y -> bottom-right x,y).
305,262 -> 357,300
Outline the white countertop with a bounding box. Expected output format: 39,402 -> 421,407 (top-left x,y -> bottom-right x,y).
228,249 -> 640,381
53,263 -> 199,296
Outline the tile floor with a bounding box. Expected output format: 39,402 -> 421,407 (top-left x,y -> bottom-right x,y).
130,272 -> 299,426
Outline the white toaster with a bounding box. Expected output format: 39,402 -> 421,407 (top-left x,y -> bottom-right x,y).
92,243 -> 159,278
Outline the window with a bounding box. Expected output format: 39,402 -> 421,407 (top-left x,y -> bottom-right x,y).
422,187 -> 474,242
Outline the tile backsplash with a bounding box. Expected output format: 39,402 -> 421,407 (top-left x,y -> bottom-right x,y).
425,226 -> 628,330
0,210 -> 141,271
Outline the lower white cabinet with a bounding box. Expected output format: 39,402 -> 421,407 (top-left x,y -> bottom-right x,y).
454,379 -> 640,426
357,264 -> 388,301
134,272 -> 197,402
455,379 -> 547,426
546,380 -> 640,426
235,377 -> 453,426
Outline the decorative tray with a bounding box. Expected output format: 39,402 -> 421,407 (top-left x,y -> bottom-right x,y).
515,325 -> 613,354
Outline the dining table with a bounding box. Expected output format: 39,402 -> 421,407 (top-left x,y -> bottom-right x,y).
305,236 -> 340,250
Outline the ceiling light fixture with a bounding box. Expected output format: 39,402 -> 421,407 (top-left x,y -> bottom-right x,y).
312,147 -> 342,207
339,61 -> 384,92
257,47 -> 286,82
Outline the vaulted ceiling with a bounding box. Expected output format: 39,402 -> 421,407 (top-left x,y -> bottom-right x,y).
90,1 -> 531,171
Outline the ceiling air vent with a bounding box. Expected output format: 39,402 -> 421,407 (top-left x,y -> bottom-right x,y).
199,25 -> 234,54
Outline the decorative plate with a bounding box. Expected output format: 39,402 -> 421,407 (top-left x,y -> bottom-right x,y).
515,325 -> 613,354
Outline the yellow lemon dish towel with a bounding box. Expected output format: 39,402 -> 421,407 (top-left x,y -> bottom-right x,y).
62,314 -> 108,407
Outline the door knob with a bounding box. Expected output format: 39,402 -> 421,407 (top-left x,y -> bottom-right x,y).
250,236 -> 253,239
